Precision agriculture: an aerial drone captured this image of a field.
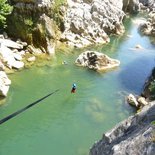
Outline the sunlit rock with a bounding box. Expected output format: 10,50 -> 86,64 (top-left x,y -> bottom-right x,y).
75,51 -> 120,72
62,0 -> 125,47
0,71 -> 11,97
127,94 -> 139,107
0,45 -> 24,69
27,56 -> 36,62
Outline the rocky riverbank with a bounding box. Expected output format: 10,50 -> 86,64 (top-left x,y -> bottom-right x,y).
0,0 -> 138,98
90,101 -> 155,155
89,1 -> 155,154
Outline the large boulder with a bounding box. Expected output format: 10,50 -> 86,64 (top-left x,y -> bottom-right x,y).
75,51 -> 120,71
0,44 -> 24,69
0,71 -> 11,97
90,101 -> 155,155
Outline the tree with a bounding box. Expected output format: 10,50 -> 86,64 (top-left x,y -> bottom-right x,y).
0,0 -> 13,29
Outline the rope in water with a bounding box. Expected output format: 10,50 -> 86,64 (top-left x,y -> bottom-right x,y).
0,89 -> 59,125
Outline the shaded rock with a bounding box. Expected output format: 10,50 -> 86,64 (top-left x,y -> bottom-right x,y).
90,101 -> 155,155
0,61 -> 5,71
0,71 -> 11,97
123,0 -> 140,13
7,0 -> 58,54
135,44 -> 143,49
142,67 -> 155,101
75,51 -> 120,72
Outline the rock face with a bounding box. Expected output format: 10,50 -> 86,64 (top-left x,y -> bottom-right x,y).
75,51 -> 120,71
0,71 -> 11,97
142,67 -> 155,101
139,0 -> 155,7
127,93 -> 148,108
61,0 -> 125,48
7,0 -> 58,54
123,0 -> 140,13
90,101 -> 155,155
139,11 -> 155,37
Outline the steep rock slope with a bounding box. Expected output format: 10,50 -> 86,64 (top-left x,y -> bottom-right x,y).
90,102 -> 155,155
7,0 -> 59,54
61,0 -> 125,48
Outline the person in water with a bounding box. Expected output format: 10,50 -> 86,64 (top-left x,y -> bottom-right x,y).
71,83 -> 77,93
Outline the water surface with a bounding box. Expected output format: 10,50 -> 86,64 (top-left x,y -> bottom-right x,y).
0,17 -> 155,155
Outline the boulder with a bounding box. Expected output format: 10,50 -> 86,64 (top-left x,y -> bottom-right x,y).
137,96 -> 148,106
139,11 -> 155,38
0,71 -> 11,97
0,44 -> 24,69
27,56 -> 36,62
75,51 -> 120,71
127,94 -> 139,107
0,38 -> 23,49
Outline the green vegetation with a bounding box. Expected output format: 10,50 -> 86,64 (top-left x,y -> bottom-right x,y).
0,0 -> 13,29
52,0 -> 67,31
151,121 -> 155,125
149,80 -> 155,92
24,18 -> 33,27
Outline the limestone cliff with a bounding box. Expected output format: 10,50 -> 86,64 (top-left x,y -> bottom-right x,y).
6,0 -> 155,52
7,0 -> 62,54
90,101 -> 155,155
61,0 -> 125,48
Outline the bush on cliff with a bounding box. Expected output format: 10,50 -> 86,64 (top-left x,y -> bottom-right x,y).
0,0 -> 13,29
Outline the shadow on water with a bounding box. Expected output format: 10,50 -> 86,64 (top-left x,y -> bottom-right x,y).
119,55 -> 155,94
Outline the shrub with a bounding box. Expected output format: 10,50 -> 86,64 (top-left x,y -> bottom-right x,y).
0,0 -> 13,29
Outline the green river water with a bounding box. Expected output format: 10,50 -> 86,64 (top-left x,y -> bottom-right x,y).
0,17 -> 155,155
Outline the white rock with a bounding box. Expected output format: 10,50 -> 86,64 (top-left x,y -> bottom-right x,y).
0,38 -> 23,49
27,56 -> 36,62
138,97 -> 148,106
0,71 -> 11,97
13,53 -> 23,61
127,94 -> 139,107
75,51 -> 120,71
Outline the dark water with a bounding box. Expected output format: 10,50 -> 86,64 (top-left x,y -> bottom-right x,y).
0,17 -> 155,155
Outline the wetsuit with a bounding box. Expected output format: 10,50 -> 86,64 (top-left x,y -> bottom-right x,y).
71,84 -> 76,93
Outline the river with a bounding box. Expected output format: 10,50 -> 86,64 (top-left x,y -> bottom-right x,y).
0,16 -> 155,155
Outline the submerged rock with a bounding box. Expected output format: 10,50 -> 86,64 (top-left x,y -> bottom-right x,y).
75,51 -> 120,72
90,101 -> 155,155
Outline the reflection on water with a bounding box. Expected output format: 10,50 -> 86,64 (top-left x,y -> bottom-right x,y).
0,17 -> 155,155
